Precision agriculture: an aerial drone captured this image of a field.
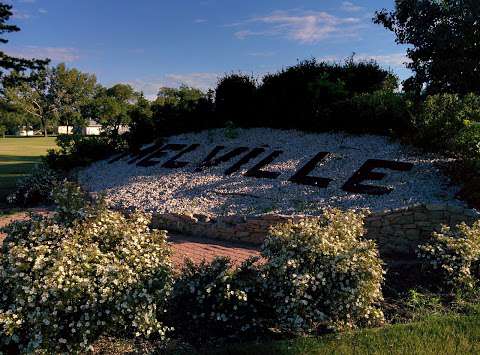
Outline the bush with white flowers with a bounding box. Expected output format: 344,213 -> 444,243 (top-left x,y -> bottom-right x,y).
168,257 -> 266,345
0,183 -> 173,353
417,221 -> 480,290
261,209 -> 385,333
7,163 -> 59,206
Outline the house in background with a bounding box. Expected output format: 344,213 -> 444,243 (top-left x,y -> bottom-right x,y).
57,125 -> 74,135
57,119 -> 129,136
17,126 -> 34,136
82,119 -> 103,136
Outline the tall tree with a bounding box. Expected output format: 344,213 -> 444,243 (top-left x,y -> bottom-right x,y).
4,70 -> 53,136
155,85 -> 205,108
374,0 -> 480,96
49,63 -> 99,131
0,2 -> 49,91
88,84 -> 138,144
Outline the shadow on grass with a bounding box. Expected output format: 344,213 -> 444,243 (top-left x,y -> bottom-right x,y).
0,162 -> 39,175
0,155 -> 43,163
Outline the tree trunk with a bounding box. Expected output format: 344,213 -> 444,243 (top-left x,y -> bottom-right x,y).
41,116 -> 48,137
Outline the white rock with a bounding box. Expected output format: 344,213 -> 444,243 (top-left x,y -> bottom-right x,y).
78,128 -> 464,216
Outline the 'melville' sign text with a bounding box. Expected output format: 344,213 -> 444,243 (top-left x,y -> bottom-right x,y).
109,143 -> 414,196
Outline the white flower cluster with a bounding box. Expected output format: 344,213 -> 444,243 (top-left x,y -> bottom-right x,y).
0,186 -> 173,353
261,209 -> 385,332
7,163 -> 59,206
417,221 -> 480,290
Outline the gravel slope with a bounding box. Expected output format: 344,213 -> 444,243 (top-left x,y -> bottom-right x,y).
79,128 -> 464,216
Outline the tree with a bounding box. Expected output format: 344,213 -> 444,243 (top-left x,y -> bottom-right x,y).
4,64 -> 98,136
374,0 -> 480,96
0,2 -> 49,91
155,85 -> 205,109
88,83 -> 138,144
127,93 -> 154,149
49,63 -> 99,131
215,74 -> 257,127
150,86 -> 214,136
4,70 -> 53,136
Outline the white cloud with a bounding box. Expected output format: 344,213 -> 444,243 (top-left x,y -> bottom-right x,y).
234,9 -> 363,44
11,10 -> 31,19
38,8 -> 47,14
4,46 -> 80,62
194,18 -> 207,24
128,72 -> 220,100
340,1 -> 363,13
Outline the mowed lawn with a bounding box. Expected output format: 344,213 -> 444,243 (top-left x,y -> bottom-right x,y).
0,137 -> 57,204
216,309 -> 480,355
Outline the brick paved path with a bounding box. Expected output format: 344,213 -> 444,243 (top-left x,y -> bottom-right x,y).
168,234 -> 260,267
0,210 -> 260,267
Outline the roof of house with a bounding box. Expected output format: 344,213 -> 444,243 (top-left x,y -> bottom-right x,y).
87,119 -> 102,127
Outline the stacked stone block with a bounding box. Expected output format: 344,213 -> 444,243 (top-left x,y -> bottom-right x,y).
151,204 -> 479,256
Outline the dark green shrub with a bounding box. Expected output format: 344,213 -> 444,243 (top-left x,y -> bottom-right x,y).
151,89 -> 215,137
415,93 -> 480,150
256,58 -> 391,131
167,257 -> 267,345
455,124 -> 480,168
125,96 -> 156,151
215,74 -> 258,127
340,90 -> 414,135
6,163 -> 59,206
44,134 -> 118,171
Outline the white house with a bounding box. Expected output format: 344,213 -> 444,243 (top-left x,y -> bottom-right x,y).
57,119 -> 130,136
57,125 -> 74,135
18,126 -> 34,136
82,119 -> 103,136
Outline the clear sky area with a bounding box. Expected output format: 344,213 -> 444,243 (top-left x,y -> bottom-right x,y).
5,0 -> 411,98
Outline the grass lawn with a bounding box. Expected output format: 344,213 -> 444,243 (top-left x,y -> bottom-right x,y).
0,136 -> 57,205
215,309 -> 480,355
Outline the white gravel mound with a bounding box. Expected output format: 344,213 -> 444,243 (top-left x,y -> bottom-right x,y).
78,128 -> 464,216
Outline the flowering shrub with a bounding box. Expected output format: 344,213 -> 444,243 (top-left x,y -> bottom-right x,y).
261,209 -> 384,333
0,184 -> 173,353
6,163 -> 59,206
168,257 -> 266,345
417,221 -> 480,291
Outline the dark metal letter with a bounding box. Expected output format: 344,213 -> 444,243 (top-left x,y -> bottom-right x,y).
128,143 -> 165,165
224,148 -> 265,175
195,146 -> 249,172
244,150 -> 283,179
162,144 -> 200,168
136,144 -> 187,167
289,152 -> 332,188
342,159 -> 414,195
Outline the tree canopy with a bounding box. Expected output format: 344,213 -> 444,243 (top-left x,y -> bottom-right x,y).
0,2 -> 49,90
375,0 -> 480,96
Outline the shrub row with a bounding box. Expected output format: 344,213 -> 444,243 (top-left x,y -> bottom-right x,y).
2,183 -> 480,351
0,185 -> 384,352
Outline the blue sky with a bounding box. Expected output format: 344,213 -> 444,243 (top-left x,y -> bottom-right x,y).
5,0 -> 410,99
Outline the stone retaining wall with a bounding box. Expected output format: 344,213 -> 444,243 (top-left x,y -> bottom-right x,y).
151,204 -> 479,256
